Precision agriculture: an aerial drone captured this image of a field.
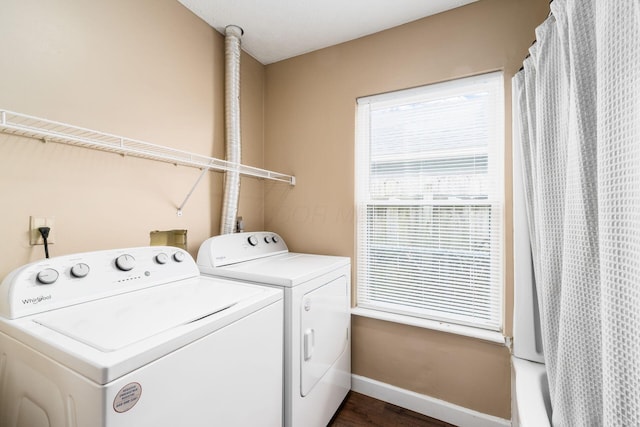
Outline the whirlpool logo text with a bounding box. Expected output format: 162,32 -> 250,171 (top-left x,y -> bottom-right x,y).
22,295 -> 52,305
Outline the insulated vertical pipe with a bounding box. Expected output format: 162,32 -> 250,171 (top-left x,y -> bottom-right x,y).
220,25 -> 243,235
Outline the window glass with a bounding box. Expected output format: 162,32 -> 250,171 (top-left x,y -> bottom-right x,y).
355,72 -> 504,331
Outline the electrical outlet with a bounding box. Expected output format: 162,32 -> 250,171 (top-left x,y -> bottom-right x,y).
29,216 -> 55,245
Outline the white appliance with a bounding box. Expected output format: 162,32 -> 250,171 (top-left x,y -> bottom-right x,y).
197,232 -> 351,427
0,246 -> 283,427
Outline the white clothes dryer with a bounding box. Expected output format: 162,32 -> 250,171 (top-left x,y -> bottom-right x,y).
0,246 -> 283,427
197,232 -> 351,427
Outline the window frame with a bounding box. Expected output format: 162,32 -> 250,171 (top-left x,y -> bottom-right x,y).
354,71 -> 505,337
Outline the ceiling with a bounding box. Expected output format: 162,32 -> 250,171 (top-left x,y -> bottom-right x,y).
177,0 -> 478,64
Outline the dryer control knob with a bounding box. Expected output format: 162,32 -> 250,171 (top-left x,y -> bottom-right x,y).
70,263 -> 90,278
115,254 -> 135,271
247,235 -> 258,246
272,235 -> 279,243
173,251 -> 186,262
155,253 -> 169,264
36,268 -> 59,285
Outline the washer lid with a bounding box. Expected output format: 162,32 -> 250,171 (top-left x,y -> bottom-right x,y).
34,279 -> 253,352
0,276 -> 282,385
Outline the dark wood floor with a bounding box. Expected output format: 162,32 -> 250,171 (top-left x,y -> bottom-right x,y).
328,392 -> 458,427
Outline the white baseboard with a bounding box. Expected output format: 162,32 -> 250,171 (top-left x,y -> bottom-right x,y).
351,374 -> 511,427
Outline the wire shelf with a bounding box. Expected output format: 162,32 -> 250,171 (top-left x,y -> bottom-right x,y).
0,109 -> 295,184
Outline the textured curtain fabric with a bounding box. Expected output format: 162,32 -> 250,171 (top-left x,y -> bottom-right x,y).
513,0 -> 640,425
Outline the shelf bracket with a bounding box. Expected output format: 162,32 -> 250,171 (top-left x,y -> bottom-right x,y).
177,167 -> 210,216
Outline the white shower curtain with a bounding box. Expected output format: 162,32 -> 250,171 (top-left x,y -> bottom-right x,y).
513,0 -> 640,425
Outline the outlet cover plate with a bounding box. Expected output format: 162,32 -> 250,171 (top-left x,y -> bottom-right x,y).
29,216 -> 55,245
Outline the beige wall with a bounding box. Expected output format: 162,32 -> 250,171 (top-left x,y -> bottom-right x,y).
264,0 -> 549,418
0,0 -> 264,278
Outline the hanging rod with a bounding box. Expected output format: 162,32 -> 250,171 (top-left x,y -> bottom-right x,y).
0,109 -> 295,214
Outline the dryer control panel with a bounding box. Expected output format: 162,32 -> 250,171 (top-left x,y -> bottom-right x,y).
197,232 -> 288,268
0,246 -> 198,319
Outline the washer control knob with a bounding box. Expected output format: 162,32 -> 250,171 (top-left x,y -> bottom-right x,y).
70,263 -> 90,278
173,251 -> 186,262
36,268 -> 59,285
115,254 -> 135,271
272,235 -> 279,244
155,253 -> 169,264
264,236 -> 271,244
247,235 -> 258,246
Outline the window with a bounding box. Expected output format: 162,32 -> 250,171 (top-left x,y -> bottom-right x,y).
355,72 -> 504,332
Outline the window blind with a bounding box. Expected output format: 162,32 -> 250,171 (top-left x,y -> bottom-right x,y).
355,72 -> 504,331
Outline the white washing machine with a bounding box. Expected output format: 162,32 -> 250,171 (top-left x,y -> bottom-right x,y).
0,246 -> 283,427
197,232 -> 351,427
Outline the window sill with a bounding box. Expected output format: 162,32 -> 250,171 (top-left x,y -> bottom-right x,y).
351,307 -> 506,345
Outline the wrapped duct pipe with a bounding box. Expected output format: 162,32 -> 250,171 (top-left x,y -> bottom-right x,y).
220,25 -> 243,235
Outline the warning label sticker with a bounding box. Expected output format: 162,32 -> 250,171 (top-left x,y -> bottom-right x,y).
113,382 -> 142,413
